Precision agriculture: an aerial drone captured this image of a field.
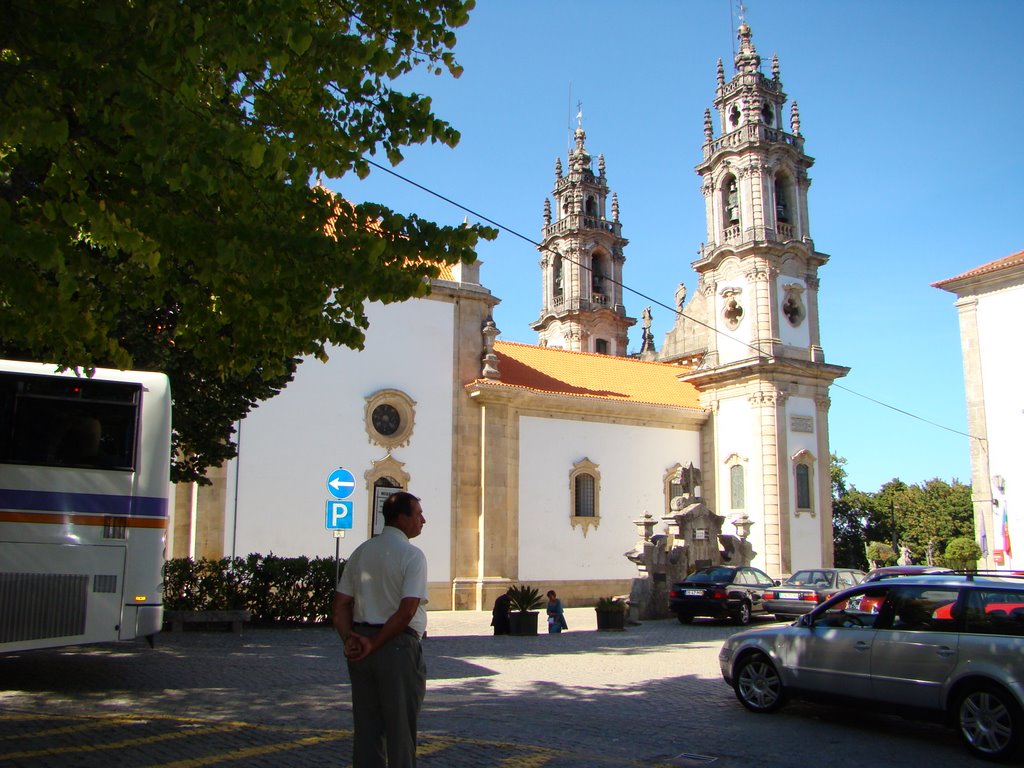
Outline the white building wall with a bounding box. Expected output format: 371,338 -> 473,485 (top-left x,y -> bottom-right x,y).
516,416 -> 701,582
715,395 -> 766,570
223,299 -> 455,581
777,275 -> 809,348
977,284 -> 1024,567
785,395 -> 822,571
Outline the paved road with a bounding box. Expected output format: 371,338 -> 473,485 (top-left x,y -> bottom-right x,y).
0,609 -> 989,767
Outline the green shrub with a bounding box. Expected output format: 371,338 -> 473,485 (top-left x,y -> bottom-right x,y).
163,554 -> 341,624
944,537 -> 983,570
507,584 -> 544,612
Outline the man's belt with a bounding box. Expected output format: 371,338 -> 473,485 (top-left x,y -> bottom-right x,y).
353,622 -> 420,640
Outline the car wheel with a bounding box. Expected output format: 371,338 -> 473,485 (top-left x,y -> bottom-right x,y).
733,652 -> 786,713
676,613 -> 694,624
956,683 -> 1022,760
732,602 -> 752,625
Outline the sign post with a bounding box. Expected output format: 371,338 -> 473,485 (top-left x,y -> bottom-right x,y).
326,467 -> 356,587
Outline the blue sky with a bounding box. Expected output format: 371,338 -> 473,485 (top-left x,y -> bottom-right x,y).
330,1 -> 1023,493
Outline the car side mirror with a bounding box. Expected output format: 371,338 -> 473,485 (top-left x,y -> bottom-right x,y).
797,614 -> 813,628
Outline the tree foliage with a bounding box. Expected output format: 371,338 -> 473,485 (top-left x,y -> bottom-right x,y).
1,0 -> 495,482
831,455 -> 974,569
944,537 -> 982,571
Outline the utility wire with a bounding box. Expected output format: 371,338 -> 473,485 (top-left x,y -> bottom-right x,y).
359,156 -> 982,444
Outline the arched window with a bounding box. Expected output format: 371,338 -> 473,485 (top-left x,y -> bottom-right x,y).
773,175 -> 789,224
722,176 -> 740,227
792,450 -> 816,517
724,454 -> 747,512
591,255 -> 605,294
585,195 -> 598,217
664,463 -> 685,516
553,255 -> 563,299
575,474 -> 595,516
569,458 -> 601,536
730,464 -> 745,510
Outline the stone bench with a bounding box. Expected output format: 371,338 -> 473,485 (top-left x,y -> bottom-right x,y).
164,609 -> 252,634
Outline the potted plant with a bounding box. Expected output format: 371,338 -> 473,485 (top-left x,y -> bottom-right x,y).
595,596 -> 627,631
506,584 -> 544,636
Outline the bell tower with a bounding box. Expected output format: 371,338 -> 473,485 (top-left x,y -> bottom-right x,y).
675,22 -> 849,577
531,122 -> 635,355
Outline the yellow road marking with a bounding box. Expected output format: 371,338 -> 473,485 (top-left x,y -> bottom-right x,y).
0,724 -> 241,760
0,716 -> 139,740
142,733 -> 344,767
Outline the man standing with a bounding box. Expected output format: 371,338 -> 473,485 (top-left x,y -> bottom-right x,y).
333,491 -> 428,768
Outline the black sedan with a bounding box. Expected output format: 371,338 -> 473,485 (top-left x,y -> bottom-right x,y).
669,566 -> 779,625
761,568 -> 865,621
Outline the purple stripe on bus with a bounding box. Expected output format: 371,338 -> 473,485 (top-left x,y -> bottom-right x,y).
0,488 -> 168,518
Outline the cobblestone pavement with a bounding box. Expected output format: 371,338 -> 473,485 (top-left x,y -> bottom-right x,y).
0,609 -> 990,767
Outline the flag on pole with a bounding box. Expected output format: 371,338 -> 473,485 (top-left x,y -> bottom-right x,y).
1003,504 -> 1013,558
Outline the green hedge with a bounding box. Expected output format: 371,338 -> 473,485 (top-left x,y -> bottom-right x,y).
163,554 -> 343,624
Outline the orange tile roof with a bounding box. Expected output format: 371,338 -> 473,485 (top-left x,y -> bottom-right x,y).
933,249 -> 1024,288
476,341 -> 702,408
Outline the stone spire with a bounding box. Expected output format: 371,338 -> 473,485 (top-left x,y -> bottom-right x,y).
734,22 -> 761,74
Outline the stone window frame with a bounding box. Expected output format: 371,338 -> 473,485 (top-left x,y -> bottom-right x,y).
364,389 -> 416,450
792,449 -> 816,517
569,457 -> 601,536
663,463 -> 685,516
724,453 -> 747,511
364,456 -> 410,538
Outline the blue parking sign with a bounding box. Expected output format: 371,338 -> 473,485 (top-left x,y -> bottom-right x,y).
326,500 -> 353,530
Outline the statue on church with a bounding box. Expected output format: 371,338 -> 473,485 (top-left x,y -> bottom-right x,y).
675,282 -> 687,312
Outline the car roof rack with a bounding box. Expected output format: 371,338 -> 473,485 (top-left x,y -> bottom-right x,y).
950,569 -> 1024,582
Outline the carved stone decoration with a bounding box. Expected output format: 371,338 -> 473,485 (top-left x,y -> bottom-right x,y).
744,264 -> 771,282
481,317 -> 501,379
364,389 -> 416,450
720,286 -> 744,330
543,198 -> 551,226
790,100 -> 801,136
782,282 -> 806,326
748,390 -> 787,407
555,156 -> 563,179
703,108 -> 713,142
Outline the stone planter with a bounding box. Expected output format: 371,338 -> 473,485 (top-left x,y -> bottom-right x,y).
508,611 -> 539,636
595,608 -> 626,631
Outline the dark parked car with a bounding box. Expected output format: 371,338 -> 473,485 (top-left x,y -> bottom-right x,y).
719,572 -> 1024,760
669,565 -> 778,625
763,568 -> 866,620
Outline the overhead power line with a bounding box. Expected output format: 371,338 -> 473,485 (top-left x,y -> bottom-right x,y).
359,156 -> 981,444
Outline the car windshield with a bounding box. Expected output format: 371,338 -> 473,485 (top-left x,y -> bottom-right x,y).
684,567 -> 735,583
785,570 -> 834,588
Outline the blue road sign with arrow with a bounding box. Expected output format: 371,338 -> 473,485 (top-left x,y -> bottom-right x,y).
327,468 -> 355,499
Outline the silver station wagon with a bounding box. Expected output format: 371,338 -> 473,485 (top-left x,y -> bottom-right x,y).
718,572 -> 1024,760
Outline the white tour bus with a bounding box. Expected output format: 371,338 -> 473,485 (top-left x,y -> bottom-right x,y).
0,359 -> 171,652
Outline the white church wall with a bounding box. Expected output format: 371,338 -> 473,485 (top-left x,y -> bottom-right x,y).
223,298 -> 456,582
715,396 -> 764,564
516,415 -> 700,583
785,395 -> 822,571
977,282 -> 1024,567
777,275 -> 808,348
714,285 -> 753,365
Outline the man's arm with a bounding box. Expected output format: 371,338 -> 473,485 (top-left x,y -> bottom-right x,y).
332,591 -> 370,660
344,596 -> 420,662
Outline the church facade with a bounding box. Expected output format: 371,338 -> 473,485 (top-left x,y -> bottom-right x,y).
171,23 -> 848,610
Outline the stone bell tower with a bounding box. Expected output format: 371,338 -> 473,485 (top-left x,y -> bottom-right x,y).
667,22 -> 849,577
531,120 -> 635,355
